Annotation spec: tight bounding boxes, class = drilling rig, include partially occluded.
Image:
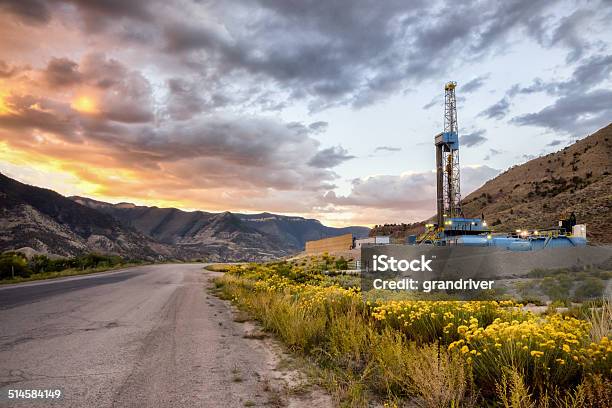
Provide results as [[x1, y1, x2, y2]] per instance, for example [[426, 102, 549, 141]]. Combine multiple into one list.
[[416, 81, 586, 249], [436, 81, 463, 226], [420, 81, 490, 245]]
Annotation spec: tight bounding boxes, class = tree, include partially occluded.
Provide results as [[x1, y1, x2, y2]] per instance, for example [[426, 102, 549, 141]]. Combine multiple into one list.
[[0, 252, 31, 279]]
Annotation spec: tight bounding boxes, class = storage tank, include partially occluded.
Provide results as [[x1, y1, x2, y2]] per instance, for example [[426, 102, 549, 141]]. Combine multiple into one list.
[[455, 236, 489, 246]]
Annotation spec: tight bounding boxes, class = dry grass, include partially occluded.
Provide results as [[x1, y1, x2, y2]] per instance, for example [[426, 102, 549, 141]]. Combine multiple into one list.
[[589, 297, 612, 342], [213, 263, 611, 407], [204, 263, 233, 272], [215, 275, 479, 407], [495, 370, 612, 408], [496, 369, 536, 408]]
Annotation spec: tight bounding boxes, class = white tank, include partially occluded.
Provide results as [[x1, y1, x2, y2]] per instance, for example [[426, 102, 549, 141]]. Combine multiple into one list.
[[572, 224, 587, 238]]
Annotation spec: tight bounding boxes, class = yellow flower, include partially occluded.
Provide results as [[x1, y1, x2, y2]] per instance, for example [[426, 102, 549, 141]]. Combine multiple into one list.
[[530, 350, 544, 358]]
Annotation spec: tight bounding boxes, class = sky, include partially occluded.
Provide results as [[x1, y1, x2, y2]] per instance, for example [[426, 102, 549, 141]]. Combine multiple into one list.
[[0, 0, 611, 227]]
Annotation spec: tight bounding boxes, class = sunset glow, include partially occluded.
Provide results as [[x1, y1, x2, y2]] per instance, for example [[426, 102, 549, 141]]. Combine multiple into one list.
[[0, 1, 610, 227], [71, 95, 97, 114], [0, 90, 11, 114]]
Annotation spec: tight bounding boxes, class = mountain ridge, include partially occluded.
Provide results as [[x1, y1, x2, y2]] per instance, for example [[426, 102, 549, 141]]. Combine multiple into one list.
[[0, 174, 369, 261], [0, 173, 171, 260], [70, 196, 369, 254]]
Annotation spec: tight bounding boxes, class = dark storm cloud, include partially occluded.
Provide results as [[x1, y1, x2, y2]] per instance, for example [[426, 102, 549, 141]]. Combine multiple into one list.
[[162, 22, 228, 53], [0, 0, 154, 28], [547, 139, 563, 147], [34, 53, 155, 123], [461, 74, 490, 93], [478, 97, 510, 120], [506, 79, 552, 97], [155, 0, 606, 110], [512, 89, 612, 134], [69, 0, 153, 20], [505, 54, 612, 135], [38, 53, 129, 89], [308, 146, 355, 168], [0, 56, 351, 193], [549, 9, 594, 63], [0, 60, 26, 77], [2, 0, 607, 112], [44, 57, 81, 87], [507, 54, 612, 98], [78, 53, 128, 88], [0, 0, 51, 24], [0, 96, 347, 192], [0, 93, 81, 138], [559, 54, 612, 94], [165, 78, 207, 120], [460, 129, 488, 147], [68, 0, 155, 33]]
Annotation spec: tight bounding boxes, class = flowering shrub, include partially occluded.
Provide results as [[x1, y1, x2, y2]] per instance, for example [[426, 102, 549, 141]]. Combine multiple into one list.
[[448, 314, 611, 393], [370, 299, 523, 344], [214, 260, 611, 405]]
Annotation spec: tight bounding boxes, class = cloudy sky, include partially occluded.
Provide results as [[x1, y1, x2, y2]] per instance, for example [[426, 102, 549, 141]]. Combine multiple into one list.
[[0, 0, 610, 226]]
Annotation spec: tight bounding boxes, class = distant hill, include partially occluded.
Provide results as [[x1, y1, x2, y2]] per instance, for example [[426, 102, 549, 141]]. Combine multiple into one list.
[[462, 123, 612, 242], [371, 123, 612, 243], [71, 196, 369, 257], [0, 173, 169, 260], [0, 173, 368, 261]]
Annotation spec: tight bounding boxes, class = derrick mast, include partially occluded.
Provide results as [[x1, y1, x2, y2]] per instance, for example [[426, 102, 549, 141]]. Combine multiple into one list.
[[435, 81, 463, 227]]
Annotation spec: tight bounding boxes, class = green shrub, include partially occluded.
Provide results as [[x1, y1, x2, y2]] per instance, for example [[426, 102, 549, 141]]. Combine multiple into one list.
[[0, 252, 30, 279], [573, 278, 605, 301], [541, 274, 572, 302], [335, 256, 348, 271]]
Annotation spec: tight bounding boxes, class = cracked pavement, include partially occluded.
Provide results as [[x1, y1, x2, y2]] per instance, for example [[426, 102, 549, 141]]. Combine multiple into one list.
[[0, 264, 315, 407]]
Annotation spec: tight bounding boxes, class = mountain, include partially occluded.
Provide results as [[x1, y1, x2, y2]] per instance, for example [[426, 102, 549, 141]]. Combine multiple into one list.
[[462, 123, 612, 242], [237, 213, 369, 249], [0, 173, 171, 259], [370, 123, 612, 243], [0, 174, 369, 261], [70, 197, 369, 257]]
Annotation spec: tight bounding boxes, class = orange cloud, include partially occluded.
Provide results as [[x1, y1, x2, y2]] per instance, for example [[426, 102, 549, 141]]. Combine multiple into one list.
[[0, 52, 358, 226]]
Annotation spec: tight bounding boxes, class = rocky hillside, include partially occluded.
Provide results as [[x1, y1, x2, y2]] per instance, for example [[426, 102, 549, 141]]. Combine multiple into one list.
[[462, 123, 611, 242], [371, 123, 612, 242], [0, 173, 170, 260], [0, 174, 369, 261], [71, 197, 369, 256]]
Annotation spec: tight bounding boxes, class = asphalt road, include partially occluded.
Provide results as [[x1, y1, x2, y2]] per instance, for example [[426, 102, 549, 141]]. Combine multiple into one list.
[[0, 264, 282, 407]]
